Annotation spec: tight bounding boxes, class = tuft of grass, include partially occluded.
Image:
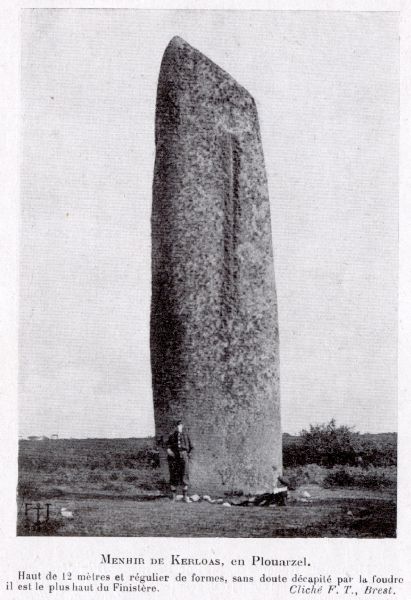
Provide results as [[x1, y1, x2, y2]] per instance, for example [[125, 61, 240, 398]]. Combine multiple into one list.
[[17, 516, 65, 536], [87, 471, 105, 483], [283, 464, 328, 489]]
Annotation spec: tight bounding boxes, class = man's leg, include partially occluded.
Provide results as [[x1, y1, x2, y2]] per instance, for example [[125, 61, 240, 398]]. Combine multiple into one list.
[[182, 485, 191, 502], [168, 457, 178, 500], [181, 452, 191, 503]]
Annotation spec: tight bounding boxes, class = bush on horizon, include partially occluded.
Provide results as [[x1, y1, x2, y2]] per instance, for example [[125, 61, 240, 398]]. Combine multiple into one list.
[[283, 419, 396, 468]]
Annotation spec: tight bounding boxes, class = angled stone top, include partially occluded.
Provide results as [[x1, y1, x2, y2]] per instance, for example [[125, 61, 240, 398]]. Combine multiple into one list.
[[155, 36, 259, 142]]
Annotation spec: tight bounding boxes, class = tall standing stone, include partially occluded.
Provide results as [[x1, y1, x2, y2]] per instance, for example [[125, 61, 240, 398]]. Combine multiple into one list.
[[151, 37, 281, 495]]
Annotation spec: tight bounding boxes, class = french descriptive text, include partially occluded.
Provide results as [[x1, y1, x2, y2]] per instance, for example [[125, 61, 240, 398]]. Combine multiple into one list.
[[3, 555, 405, 596]]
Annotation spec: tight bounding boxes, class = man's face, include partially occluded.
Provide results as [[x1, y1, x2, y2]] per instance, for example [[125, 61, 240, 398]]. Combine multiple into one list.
[[177, 423, 183, 433]]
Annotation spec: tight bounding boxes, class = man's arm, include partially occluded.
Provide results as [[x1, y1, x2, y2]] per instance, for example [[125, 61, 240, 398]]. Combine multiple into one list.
[[166, 433, 175, 457], [187, 434, 193, 454]]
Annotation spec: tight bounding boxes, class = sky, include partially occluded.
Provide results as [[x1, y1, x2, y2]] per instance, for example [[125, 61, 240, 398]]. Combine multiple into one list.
[[19, 10, 398, 438]]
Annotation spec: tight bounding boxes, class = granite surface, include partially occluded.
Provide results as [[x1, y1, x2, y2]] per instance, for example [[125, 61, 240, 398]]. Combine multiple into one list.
[[151, 37, 281, 494]]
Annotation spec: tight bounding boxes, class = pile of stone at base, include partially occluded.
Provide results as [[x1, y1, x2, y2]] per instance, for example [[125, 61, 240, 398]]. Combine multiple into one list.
[[173, 487, 288, 507]]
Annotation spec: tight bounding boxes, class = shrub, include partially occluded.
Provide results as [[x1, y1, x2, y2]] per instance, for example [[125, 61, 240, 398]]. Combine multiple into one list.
[[323, 467, 354, 487], [300, 419, 361, 467], [283, 420, 397, 468], [283, 464, 328, 489], [359, 438, 397, 467], [324, 466, 396, 489]]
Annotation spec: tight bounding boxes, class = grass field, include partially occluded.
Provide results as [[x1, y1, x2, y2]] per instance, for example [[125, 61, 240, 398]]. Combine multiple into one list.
[[17, 438, 396, 538]]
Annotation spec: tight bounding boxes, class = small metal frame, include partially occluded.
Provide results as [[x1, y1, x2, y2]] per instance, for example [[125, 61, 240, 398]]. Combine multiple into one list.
[[24, 502, 51, 524]]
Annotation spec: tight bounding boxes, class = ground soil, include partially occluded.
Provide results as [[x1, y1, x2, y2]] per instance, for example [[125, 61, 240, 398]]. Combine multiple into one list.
[[17, 485, 396, 538]]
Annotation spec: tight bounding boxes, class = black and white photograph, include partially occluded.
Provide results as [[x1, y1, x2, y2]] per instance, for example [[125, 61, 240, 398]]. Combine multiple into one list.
[[17, 9, 398, 539]]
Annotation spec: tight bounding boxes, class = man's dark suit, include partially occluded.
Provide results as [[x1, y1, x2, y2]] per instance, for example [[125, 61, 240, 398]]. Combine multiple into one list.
[[167, 430, 193, 489]]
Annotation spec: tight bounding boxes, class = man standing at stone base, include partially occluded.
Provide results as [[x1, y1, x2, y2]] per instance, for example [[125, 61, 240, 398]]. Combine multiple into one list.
[[166, 420, 193, 502]]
